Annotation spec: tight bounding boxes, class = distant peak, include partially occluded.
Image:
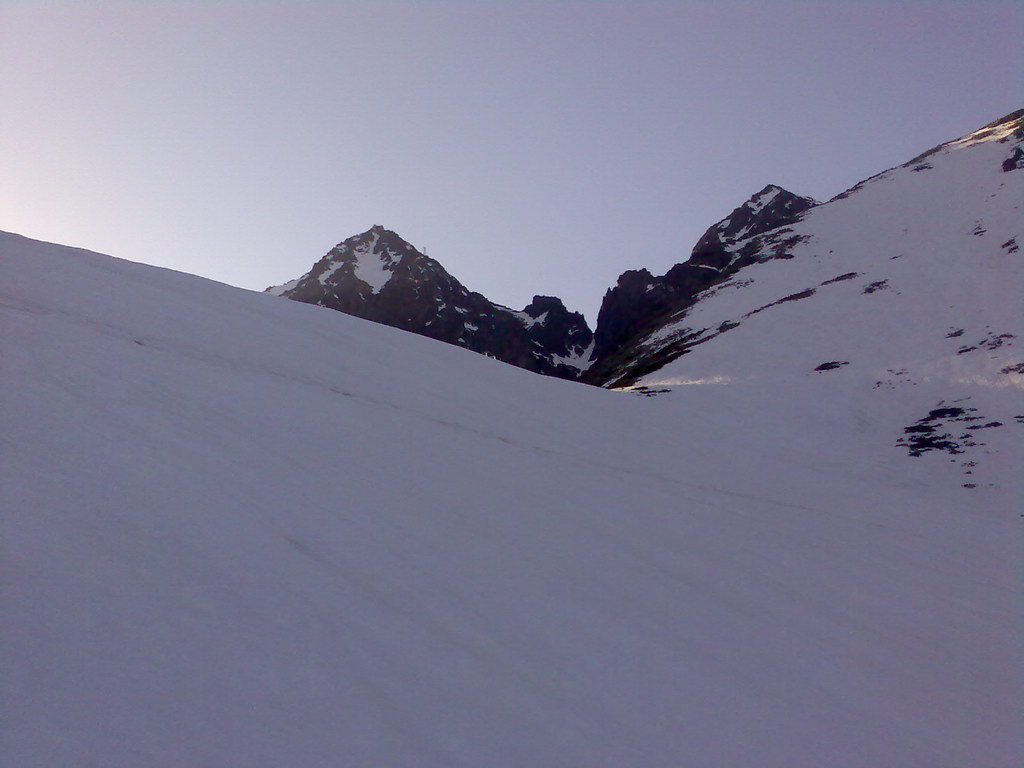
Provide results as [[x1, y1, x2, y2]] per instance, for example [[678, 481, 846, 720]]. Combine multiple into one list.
[[524, 295, 568, 317], [690, 184, 817, 257], [354, 224, 388, 241], [613, 268, 654, 289], [745, 184, 817, 211], [335, 225, 408, 253]]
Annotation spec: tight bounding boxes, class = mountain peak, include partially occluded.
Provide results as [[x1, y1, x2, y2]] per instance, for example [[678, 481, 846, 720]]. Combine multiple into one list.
[[752, 183, 786, 199], [267, 228, 591, 379], [524, 295, 568, 317], [588, 185, 818, 375], [692, 184, 817, 256], [336, 224, 399, 251], [746, 184, 813, 214]]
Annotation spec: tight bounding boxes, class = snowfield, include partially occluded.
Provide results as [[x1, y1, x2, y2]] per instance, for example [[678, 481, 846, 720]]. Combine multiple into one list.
[[633, 110, 1024, 400], [2, 119, 1021, 768], [2, 230, 1019, 767]]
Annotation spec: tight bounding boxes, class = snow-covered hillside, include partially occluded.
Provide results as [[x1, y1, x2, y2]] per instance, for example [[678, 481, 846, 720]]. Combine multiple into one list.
[[594, 110, 1024, 492], [2, 227, 1019, 767], [610, 110, 1024, 395]]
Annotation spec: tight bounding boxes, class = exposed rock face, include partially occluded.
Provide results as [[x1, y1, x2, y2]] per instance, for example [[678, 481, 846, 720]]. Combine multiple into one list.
[[585, 185, 817, 384], [269, 186, 816, 384], [267, 226, 593, 379], [519, 295, 595, 374], [1002, 144, 1023, 172]]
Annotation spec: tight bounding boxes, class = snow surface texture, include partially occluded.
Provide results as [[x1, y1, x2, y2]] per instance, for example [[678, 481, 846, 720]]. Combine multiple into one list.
[[2, 228, 1020, 767]]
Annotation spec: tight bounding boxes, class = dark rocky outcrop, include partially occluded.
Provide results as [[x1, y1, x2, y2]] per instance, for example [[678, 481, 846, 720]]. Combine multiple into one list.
[[267, 226, 593, 380], [584, 185, 817, 385], [1002, 145, 1023, 172], [690, 184, 818, 262], [519, 295, 595, 373]]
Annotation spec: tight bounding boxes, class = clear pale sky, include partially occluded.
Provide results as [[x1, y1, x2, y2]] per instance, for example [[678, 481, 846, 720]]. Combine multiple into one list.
[[2, 1, 1019, 323]]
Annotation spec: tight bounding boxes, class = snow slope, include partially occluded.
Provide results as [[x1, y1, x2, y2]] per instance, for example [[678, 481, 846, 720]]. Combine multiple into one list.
[[2, 229, 1020, 767], [618, 110, 1024, 486], [623, 112, 1022, 384]]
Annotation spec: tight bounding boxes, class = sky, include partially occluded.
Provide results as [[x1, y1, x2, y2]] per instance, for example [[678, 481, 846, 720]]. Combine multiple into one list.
[[1, 1, 1020, 324]]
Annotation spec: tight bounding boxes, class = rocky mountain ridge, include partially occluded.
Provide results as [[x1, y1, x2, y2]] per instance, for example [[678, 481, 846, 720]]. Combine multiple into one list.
[[269, 108, 1022, 391], [598, 107, 1024, 389], [583, 184, 818, 384], [268, 185, 814, 383], [268, 226, 593, 380]]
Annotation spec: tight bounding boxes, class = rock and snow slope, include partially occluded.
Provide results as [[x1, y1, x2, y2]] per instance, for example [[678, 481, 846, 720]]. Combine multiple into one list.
[[598, 109, 1024, 392], [269, 226, 594, 379], [2, 223, 1020, 766], [266, 111, 1021, 395], [586, 184, 819, 379]]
